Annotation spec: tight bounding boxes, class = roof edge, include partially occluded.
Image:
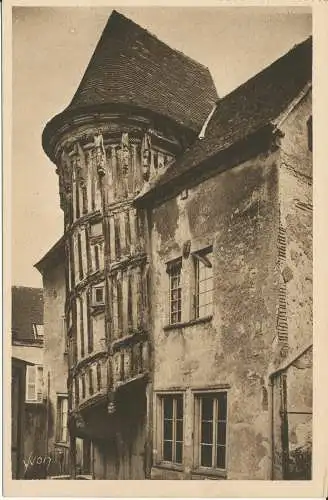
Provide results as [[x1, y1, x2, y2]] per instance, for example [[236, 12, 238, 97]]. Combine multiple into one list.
[[135, 123, 276, 208], [34, 236, 65, 274]]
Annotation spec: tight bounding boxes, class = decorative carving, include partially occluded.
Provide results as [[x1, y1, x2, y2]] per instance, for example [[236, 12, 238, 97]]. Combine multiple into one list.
[[141, 133, 151, 181], [61, 149, 72, 194], [94, 132, 106, 176], [120, 132, 130, 174], [76, 142, 87, 187], [182, 240, 191, 259]]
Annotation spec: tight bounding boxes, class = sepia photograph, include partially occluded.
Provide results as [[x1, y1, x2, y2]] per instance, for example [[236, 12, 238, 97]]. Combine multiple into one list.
[[9, 4, 315, 487]]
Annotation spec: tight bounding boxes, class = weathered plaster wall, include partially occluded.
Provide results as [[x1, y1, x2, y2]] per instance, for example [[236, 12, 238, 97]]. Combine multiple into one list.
[[150, 150, 280, 479], [42, 260, 69, 475], [278, 90, 312, 478], [279, 90, 312, 356]]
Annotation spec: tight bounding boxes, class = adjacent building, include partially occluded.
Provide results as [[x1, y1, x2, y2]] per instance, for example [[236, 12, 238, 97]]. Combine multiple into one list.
[[40, 10, 312, 480], [11, 286, 46, 478]]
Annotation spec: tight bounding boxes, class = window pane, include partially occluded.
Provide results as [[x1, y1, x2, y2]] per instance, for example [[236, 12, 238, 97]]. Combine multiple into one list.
[[218, 393, 227, 420], [216, 445, 226, 469], [163, 441, 172, 461], [175, 441, 183, 464], [176, 396, 183, 419], [164, 419, 173, 441], [27, 366, 36, 383], [201, 444, 213, 467], [201, 421, 213, 444], [176, 419, 183, 442], [217, 421, 226, 446], [27, 384, 35, 400], [201, 396, 213, 421], [163, 397, 173, 418]]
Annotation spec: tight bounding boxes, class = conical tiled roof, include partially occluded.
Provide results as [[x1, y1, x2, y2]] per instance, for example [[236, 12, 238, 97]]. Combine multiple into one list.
[[43, 10, 218, 153]]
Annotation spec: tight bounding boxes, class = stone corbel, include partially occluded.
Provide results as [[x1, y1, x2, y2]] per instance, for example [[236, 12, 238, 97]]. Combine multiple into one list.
[[94, 132, 106, 177], [120, 132, 130, 175], [61, 150, 72, 194], [68, 410, 86, 435], [141, 132, 151, 181], [76, 142, 87, 187]]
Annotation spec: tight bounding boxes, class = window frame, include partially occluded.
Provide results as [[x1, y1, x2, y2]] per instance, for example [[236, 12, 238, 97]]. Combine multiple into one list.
[[92, 284, 105, 306], [193, 390, 228, 475], [156, 392, 184, 468], [166, 258, 182, 325], [56, 394, 69, 445], [193, 247, 214, 320], [25, 364, 44, 403]]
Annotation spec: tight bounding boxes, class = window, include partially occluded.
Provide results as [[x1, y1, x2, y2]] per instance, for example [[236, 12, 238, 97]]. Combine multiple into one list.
[[25, 365, 44, 403], [32, 324, 44, 339], [56, 395, 68, 443], [77, 233, 84, 281], [195, 392, 227, 471], [193, 248, 213, 319], [160, 394, 184, 464], [90, 221, 102, 238], [92, 285, 104, 306], [167, 259, 182, 324]]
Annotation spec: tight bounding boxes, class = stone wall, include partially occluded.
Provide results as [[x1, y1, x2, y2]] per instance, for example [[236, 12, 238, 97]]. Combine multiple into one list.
[[149, 149, 280, 479]]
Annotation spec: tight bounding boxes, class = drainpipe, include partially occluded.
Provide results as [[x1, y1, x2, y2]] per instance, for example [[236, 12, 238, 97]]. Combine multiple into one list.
[[267, 343, 312, 480]]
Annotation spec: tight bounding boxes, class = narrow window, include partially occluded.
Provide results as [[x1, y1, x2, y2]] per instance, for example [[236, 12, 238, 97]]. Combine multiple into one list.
[[161, 394, 184, 464], [82, 374, 86, 399], [194, 248, 213, 319], [56, 395, 68, 443], [76, 180, 80, 219], [88, 368, 94, 396], [167, 259, 182, 325], [127, 274, 133, 329], [94, 245, 100, 270], [77, 233, 84, 281], [114, 216, 121, 259], [196, 392, 227, 470], [96, 363, 101, 392]]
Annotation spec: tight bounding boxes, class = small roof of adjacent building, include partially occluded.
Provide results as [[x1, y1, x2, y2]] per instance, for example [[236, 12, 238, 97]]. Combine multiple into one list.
[[137, 36, 312, 204], [34, 236, 65, 275], [43, 9, 218, 153], [12, 287, 44, 343]]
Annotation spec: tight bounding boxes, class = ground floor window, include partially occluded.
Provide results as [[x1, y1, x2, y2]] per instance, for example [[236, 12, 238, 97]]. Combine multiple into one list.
[[159, 394, 184, 465], [194, 392, 227, 471]]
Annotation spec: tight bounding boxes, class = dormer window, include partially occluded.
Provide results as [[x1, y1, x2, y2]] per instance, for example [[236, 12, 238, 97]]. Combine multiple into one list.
[[32, 323, 44, 339]]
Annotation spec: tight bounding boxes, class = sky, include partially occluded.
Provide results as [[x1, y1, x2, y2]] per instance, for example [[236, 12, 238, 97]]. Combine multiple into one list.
[[12, 6, 312, 287]]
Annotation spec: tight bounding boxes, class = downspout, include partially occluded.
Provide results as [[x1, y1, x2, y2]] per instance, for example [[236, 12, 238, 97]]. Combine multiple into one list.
[[267, 376, 274, 479]]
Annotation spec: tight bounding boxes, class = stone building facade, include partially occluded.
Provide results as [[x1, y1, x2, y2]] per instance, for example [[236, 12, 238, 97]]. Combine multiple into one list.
[[41, 10, 312, 480]]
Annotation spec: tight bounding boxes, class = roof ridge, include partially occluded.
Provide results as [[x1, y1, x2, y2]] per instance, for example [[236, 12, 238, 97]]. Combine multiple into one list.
[[220, 36, 312, 102]]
